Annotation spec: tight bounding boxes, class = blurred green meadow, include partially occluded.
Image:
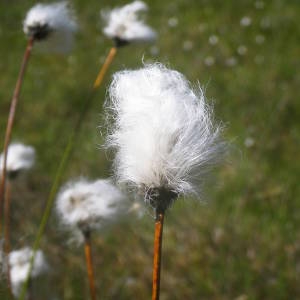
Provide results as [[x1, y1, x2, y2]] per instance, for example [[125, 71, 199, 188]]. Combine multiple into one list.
[[1, 0, 300, 299]]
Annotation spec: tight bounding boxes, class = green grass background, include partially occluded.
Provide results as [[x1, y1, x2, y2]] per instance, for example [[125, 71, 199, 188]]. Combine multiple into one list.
[[1, 0, 300, 299]]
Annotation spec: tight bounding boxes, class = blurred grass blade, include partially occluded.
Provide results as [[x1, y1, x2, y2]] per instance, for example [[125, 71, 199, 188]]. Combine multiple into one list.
[[18, 46, 118, 300]]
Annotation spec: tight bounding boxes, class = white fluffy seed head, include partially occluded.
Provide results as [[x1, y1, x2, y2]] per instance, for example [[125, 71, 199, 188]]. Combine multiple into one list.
[[0, 143, 35, 180], [23, 1, 77, 53], [9, 247, 48, 297], [105, 63, 226, 207], [101, 1, 157, 46], [56, 178, 126, 235]]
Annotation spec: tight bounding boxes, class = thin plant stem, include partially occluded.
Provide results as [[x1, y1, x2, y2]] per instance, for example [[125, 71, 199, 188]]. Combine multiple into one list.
[[18, 47, 118, 300], [84, 231, 97, 300], [93, 47, 117, 89], [4, 180, 13, 297], [28, 279, 33, 300], [0, 37, 34, 236], [152, 210, 165, 300]]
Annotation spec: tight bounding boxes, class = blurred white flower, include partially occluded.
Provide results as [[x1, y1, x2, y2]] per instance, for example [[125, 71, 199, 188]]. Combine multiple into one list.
[[240, 16, 252, 27], [101, 1, 157, 47], [244, 137, 255, 148], [105, 64, 225, 210], [168, 17, 178, 28], [209, 35, 219, 45], [56, 178, 126, 235], [204, 56, 215, 67], [9, 247, 48, 297], [23, 1, 77, 53], [225, 56, 237, 67], [0, 143, 35, 180], [237, 45, 247, 56]]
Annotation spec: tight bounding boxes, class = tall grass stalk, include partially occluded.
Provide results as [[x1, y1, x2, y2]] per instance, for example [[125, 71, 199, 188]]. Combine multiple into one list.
[[0, 37, 34, 236], [18, 46, 118, 300]]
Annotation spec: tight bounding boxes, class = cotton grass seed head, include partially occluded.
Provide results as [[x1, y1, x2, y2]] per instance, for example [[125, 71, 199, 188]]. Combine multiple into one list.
[[23, 1, 77, 53], [105, 63, 225, 211], [56, 178, 126, 235], [101, 1, 157, 47], [9, 247, 48, 297], [0, 143, 35, 180]]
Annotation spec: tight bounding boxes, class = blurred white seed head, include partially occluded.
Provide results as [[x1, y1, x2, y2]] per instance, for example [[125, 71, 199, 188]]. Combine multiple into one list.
[[56, 178, 126, 236], [9, 247, 48, 297], [23, 1, 77, 53], [209, 35, 219, 45], [237, 45, 247, 56], [104, 63, 226, 210], [204, 56, 215, 67], [101, 1, 157, 47], [240, 16, 252, 27], [168, 17, 178, 28], [0, 143, 35, 180]]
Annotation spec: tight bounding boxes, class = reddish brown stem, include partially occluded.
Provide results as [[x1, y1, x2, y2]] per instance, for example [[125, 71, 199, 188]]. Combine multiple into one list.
[[152, 210, 165, 300], [84, 231, 97, 300], [0, 37, 34, 236]]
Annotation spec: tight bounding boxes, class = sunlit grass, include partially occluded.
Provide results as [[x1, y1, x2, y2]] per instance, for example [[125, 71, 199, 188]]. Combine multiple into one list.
[[0, 0, 299, 299]]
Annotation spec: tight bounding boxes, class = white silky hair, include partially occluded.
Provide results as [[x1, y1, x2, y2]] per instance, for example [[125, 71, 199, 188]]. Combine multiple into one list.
[[9, 247, 48, 297], [0, 143, 35, 175], [23, 1, 77, 53], [56, 178, 126, 234], [105, 63, 226, 201], [101, 1, 156, 43]]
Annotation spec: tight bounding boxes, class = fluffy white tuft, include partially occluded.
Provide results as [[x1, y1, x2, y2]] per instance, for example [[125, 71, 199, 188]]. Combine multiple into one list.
[[23, 1, 77, 53], [101, 1, 156, 45], [105, 63, 225, 203], [9, 247, 48, 297], [56, 178, 126, 234], [0, 143, 35, 179]]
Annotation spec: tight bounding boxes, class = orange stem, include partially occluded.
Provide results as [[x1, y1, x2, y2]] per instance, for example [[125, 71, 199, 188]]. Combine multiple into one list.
[[0, 37, 34, 236], [84, 231, 97, 300], [93, 47, 117, 89], [152, 210, 165, 300]]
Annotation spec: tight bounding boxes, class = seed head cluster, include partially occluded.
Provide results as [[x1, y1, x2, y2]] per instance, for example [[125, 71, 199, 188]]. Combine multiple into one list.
[[56, 178, 126, 236], [101, 1, 156, 47], [9, 247, 48, 297], [105, 64, 225, 207], [0, 143, 35, 180], [23, 1, 77, 53]]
